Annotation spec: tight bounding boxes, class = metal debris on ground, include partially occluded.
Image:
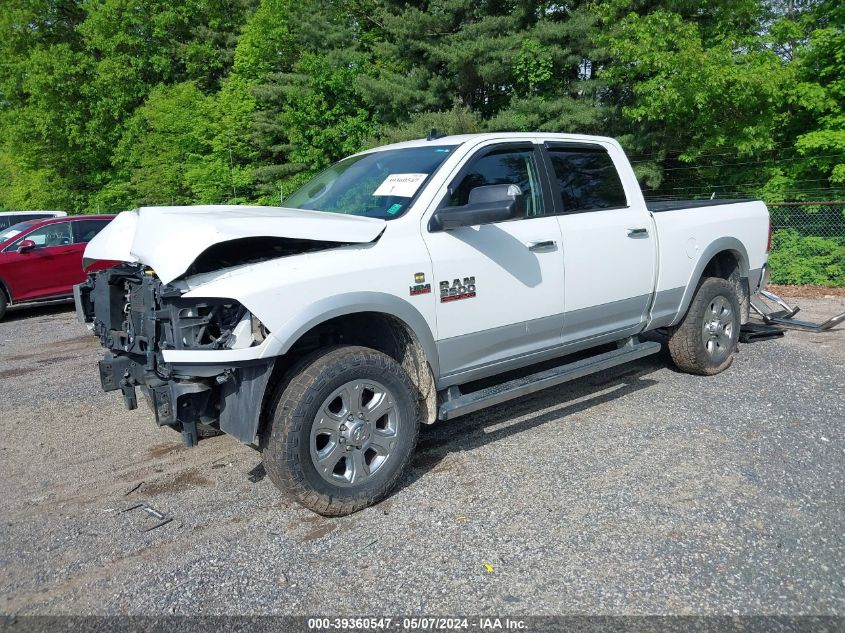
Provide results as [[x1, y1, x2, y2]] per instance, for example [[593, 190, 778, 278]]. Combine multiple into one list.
[[119, 502, 173, 532], [752, 288, 845, 332], [739, 323, 785, 343], [122, 482, 143, 496]]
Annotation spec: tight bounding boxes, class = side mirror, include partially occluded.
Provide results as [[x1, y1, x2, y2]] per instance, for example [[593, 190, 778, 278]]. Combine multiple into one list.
[[17, 239, 36, 254], [431, 184, 523, 231]]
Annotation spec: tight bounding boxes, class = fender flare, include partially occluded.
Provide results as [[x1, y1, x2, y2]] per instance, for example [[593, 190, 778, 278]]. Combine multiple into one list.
[[670, 236, 750, 327], [261, 291, 441, 377]]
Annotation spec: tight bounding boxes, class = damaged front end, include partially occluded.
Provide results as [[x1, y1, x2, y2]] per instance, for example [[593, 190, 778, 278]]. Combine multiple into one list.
[[75, 263, 274, 447]]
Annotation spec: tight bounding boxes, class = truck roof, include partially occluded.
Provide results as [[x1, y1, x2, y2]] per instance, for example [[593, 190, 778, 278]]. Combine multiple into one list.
[[361, 132, 620, 153]]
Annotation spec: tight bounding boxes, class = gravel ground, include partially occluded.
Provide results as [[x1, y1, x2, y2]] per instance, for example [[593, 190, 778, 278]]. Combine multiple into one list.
[[0, 295, 843, 616]]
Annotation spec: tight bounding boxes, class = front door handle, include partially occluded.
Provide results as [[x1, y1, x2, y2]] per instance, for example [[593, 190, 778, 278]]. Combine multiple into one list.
[[528, 240, 558, 253], [627, 227, 649, 238]]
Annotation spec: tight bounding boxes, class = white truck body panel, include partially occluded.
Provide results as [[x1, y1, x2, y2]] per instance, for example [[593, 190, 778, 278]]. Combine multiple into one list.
[[172, 219, 440, 367], [83, 205, 386, 284], [558, 207, 656, 338], [650, 201, 769, 326]]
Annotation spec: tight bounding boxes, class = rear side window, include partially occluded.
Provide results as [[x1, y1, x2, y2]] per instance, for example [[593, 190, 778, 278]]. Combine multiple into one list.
[[72, 219, 111, 243], [547, 147, 627, 213]]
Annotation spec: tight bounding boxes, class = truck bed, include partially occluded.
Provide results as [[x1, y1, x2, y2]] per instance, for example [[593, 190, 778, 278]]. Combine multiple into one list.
[[646, 198, 752, 213]]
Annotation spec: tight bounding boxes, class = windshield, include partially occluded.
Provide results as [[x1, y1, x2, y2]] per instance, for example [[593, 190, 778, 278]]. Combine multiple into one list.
[[0, 220, 38, 242], [283, 146, 456, 219]]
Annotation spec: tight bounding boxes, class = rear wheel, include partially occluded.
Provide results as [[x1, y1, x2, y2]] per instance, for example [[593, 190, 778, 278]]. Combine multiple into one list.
[[0, 291, 7, 321], [261, 345, 420, 516], [668, 277, 740, 376]]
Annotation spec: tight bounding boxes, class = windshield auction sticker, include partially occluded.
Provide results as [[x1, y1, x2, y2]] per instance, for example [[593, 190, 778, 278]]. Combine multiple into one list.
[[373, 173, 428, 197]]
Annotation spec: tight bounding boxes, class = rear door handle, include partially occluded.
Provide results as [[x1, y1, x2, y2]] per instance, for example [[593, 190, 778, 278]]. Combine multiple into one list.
[[627, 228, 649, 237], [528, 240, 558, 252]]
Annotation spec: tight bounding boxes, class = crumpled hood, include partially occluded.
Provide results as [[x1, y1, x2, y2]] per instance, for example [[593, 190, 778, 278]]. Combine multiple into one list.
[[83, 205, 386, 284]]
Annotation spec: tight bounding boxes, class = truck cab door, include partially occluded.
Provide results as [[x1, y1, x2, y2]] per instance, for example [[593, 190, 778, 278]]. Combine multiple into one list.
[[422, 142, 565, 383], [542, 142, 657, 344]]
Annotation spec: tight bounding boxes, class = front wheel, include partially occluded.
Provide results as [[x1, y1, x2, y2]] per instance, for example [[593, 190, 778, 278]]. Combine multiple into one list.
[[261, 346, 420, 516], [667, 277, 741, 376]]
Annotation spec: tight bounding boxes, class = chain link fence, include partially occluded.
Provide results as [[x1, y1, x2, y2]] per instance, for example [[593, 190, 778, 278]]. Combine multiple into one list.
[[766, 201, 845, 287]]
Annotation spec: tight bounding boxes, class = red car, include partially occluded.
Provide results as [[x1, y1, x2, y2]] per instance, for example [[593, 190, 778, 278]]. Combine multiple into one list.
[[0, 215, 116, 320]]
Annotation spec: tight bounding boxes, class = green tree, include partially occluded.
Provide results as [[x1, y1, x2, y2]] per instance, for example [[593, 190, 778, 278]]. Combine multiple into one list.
[[0, 0, 90, 210], [598, 0, 845, 202], [1, 0, 843, 231], [787, 1, 845, 192], [106, 82, 212, 206]]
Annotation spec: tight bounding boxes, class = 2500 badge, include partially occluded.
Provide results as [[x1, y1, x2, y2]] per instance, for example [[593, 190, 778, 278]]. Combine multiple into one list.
[[439, 276, 476, 303]]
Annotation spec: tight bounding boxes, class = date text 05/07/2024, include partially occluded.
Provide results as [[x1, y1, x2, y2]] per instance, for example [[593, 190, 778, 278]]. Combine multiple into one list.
[[307, 617, 527, 630]]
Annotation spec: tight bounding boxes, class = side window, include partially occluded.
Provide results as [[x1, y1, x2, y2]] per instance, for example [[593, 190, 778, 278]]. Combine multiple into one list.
[[448, 148, 545, 218], [0, 215, 24, 231], [72, 219, 110, 243], [0, 214, 52, 231], [10, 222, 72, 250], [547, 148, 627, 213]]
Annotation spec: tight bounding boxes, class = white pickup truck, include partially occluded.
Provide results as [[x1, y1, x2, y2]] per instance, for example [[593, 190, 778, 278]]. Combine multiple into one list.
[[76, 132, 771, 515]]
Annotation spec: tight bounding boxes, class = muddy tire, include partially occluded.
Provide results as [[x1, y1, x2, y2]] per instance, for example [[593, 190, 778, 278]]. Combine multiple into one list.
[[261, 345, 420, 516], [668, 277, 741, 376]]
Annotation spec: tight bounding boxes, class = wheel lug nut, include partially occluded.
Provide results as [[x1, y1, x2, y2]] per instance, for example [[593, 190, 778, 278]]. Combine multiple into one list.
[[347, 414, 354, 421], [340, 424, 346, 431]]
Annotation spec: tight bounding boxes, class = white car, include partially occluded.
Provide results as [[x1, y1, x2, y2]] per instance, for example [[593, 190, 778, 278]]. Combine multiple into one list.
[[0, 210, 66, 233], [76, 133, 770, 515]]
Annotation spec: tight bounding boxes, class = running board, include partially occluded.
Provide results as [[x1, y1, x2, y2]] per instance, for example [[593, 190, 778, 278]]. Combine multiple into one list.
[[437, 340, 662, 421]]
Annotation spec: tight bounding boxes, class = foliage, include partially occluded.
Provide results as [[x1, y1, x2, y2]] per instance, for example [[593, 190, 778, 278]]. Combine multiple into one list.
[[598, 0, 845, 202], [0, 0, 843, 283], [368, 106, 482, 147], [788, 1, 845, 189], [768, 230, 845, 286]]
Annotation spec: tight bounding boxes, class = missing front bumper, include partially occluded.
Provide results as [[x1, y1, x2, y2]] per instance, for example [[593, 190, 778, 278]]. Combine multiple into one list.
[[97, 352, 274, 447]]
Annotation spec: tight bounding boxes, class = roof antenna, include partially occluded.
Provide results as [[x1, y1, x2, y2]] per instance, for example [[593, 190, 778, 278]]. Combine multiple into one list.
[[427, 128, 442, 141]]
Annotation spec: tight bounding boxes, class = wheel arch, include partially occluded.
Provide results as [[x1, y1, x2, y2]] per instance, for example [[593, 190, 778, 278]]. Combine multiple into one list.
[[257, 293, 440, 436], [267, 293, 438, 373], [670, 237, 750, 327]]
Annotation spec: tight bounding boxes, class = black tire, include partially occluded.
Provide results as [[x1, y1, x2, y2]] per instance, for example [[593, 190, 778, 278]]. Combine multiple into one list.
[[0, 291, 6, 321], [261, 345, 420, 516], [668, 277, 741, 376]]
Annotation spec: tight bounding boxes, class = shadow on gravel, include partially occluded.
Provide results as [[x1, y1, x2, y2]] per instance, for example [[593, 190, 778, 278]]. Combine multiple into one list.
[[396, 355, 664, 494], [1, 300, 74, 323]]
